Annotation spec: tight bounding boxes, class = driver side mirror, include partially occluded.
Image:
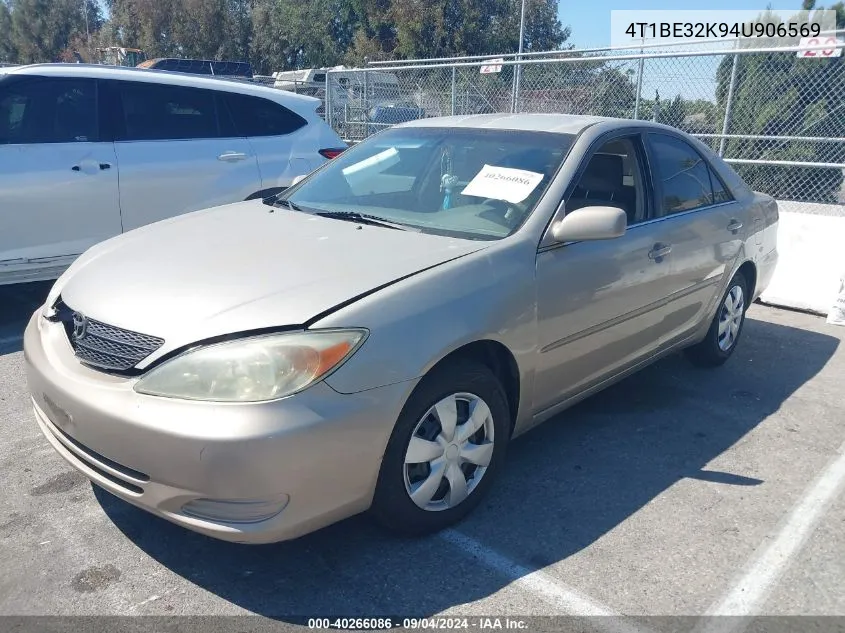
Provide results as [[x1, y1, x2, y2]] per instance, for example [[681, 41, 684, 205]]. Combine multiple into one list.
[[551, 206, 627, 243]]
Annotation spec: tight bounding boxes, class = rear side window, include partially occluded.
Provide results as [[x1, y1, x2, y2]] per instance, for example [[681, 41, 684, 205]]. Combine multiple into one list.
[[0, 77, 97, 144], [647, 133, 725, 216], [224, 93, 307, 137], [115, 81, 221, 141], [709, 165, 734, 204]]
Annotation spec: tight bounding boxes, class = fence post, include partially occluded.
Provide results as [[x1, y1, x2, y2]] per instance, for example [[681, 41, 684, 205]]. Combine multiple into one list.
[[719, 51, 740, 157], [451, 66, 457, 116], [511, 0, 527, 113], [633, 40, 644, 119], [363, 58, 370, 138], [325, 72, 333, 131]]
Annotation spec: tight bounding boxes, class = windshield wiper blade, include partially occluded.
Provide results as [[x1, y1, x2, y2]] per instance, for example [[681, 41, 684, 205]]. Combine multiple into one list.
[[314, 211, 414, 231]]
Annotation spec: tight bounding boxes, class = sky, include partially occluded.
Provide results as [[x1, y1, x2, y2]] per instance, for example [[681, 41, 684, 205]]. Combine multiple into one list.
[[559, 0, 789, 48]]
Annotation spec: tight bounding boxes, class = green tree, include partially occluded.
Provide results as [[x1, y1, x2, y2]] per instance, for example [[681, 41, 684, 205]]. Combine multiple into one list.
[[250, 0, 344, 74], [103, 0, 250, 60], [9, 0, 102, 63], [0, 1, 14, 62]]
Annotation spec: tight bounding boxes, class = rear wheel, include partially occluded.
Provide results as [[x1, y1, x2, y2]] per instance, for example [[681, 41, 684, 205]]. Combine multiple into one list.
[[685, 272, 748, 367], [371, 360, 510, 536]]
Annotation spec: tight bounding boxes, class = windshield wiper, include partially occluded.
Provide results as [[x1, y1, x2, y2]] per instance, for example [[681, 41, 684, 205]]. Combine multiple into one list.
[[314, 211, 415, 231], [269, 198, 304, 212]]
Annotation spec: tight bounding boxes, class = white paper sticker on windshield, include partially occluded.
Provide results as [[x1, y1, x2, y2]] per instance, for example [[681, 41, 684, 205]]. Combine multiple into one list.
[[461, 164, 544, 204]]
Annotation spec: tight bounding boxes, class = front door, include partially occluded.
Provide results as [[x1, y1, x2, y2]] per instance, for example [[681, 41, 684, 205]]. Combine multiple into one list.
[[533, 133, 689, 414], [0, 76, 121, 282]]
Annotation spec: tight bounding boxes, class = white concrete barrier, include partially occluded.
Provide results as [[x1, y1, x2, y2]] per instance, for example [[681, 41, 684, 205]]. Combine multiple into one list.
[[759, 202, 845, 316]]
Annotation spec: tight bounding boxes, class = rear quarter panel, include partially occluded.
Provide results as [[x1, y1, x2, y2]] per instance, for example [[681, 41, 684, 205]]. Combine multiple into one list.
[[748, 192, 779, 300]]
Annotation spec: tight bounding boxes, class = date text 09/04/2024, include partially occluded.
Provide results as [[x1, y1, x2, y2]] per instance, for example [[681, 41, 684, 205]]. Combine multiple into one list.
[[307, 618, 529, 630], [625, 21, 822, 39]]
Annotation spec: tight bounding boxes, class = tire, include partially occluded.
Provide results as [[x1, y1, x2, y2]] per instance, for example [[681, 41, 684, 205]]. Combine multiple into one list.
[[684, 272, 749, 367], [371, 359, 511, 536]]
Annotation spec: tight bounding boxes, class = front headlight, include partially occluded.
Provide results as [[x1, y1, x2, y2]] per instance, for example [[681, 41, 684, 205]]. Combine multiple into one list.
[[134, 329, 367, 402]]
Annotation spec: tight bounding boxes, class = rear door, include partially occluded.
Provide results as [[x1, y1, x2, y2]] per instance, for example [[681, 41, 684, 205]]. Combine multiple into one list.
[[107, 80, 261, 232], [0, 75, 121, 282], [643, 132, 744, 340], [225, 91, 343, 194]]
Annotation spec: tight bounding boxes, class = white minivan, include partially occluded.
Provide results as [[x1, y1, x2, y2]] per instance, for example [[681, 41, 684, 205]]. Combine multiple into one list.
[[0, 64, 347, 285]]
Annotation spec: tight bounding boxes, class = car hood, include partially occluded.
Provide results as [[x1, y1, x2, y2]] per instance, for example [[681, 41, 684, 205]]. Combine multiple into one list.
[[54, 200, 488, 359]]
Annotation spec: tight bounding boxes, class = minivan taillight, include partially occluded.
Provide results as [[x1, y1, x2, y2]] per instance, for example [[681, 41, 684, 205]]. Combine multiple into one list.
[[319, 148, 345, 159]]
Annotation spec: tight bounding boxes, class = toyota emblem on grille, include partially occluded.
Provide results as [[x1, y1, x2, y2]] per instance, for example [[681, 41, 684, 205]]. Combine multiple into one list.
[[72, 312, 88, 341]]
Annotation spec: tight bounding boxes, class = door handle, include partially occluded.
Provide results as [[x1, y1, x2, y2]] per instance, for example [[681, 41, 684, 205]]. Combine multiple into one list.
[[648, 243, 672, 260], [72, 161, 111, 172], [218, 152, 247, 162], [727, 219, 743, 232]]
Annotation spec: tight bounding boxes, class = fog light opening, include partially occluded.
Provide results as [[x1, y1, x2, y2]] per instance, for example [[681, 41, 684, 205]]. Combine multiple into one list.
[[181, 496, 289, 524]]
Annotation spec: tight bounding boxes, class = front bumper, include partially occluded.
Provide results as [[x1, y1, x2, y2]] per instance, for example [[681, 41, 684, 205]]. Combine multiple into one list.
[[23, 311, 415, 544]]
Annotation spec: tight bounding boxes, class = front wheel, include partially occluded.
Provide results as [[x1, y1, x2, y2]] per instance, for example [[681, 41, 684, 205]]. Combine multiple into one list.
[[685, 272, 749, 367], [371, 360, 510, 536]]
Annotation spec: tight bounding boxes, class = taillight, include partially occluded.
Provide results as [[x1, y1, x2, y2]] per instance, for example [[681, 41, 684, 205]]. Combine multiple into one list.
[[319, 148, 345, 159]]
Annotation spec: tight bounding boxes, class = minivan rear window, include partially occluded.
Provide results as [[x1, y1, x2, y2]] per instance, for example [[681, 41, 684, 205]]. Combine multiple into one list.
[[224, 93, 307, 138]]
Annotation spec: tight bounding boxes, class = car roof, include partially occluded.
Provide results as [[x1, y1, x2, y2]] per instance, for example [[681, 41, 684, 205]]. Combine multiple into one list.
[[5, 63, 321, 107], [396, 113, 671, 135]]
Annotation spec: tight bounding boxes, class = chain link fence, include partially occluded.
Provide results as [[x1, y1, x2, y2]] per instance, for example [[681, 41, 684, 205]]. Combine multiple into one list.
[[320, 35, 845, 214]]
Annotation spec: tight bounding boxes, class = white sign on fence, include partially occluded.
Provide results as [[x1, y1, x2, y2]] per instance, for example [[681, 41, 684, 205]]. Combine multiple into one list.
[[480, 58, 504, 74], [796, 36, 842, 58]]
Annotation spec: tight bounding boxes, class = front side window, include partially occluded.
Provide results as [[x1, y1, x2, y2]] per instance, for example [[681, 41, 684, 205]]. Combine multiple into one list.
[[0, 77, 97, 144], [567, 136, 648, 226], [648, 133, 723, 216], [283, 127, 574, 240], [116, 81, 220, 141]]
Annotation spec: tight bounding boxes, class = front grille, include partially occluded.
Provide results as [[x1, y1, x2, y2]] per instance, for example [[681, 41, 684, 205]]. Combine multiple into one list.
[[59, 302, 165, 371]]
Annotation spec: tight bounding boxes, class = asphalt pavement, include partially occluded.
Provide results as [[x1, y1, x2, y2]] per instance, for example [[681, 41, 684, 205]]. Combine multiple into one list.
[[0, 282, 843, 632]]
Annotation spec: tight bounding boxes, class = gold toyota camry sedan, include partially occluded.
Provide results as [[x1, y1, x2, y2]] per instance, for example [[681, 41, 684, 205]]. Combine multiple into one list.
[[25, 114, 779, 543]]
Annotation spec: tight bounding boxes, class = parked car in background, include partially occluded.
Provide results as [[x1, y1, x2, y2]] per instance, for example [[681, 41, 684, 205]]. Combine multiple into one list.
[[367, 100, 426, 126], [25, 113, 778, 544], [0, 63, 346, 285], [273, 66, 413, 123]]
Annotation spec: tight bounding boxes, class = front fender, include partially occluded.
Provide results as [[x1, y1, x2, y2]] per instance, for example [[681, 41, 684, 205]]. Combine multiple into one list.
[[312, 240, 539, 414]]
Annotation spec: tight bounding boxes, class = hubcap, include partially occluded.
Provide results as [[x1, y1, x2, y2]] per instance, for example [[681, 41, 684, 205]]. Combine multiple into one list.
[[718, 284, 745, 352], [403, 392, 495, 512]]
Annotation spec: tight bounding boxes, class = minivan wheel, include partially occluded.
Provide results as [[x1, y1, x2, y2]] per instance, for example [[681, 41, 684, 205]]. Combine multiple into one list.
[[685, 272, 749, 367], [371, 360, 510, 536]]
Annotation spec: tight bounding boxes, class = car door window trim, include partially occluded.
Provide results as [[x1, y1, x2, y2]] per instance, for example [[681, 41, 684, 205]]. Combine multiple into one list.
[[537, 198, 740, 253]]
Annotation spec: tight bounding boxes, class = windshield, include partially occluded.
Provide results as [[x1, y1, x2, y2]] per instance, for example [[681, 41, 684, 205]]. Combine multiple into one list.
[[284, 127, 575, 240]]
